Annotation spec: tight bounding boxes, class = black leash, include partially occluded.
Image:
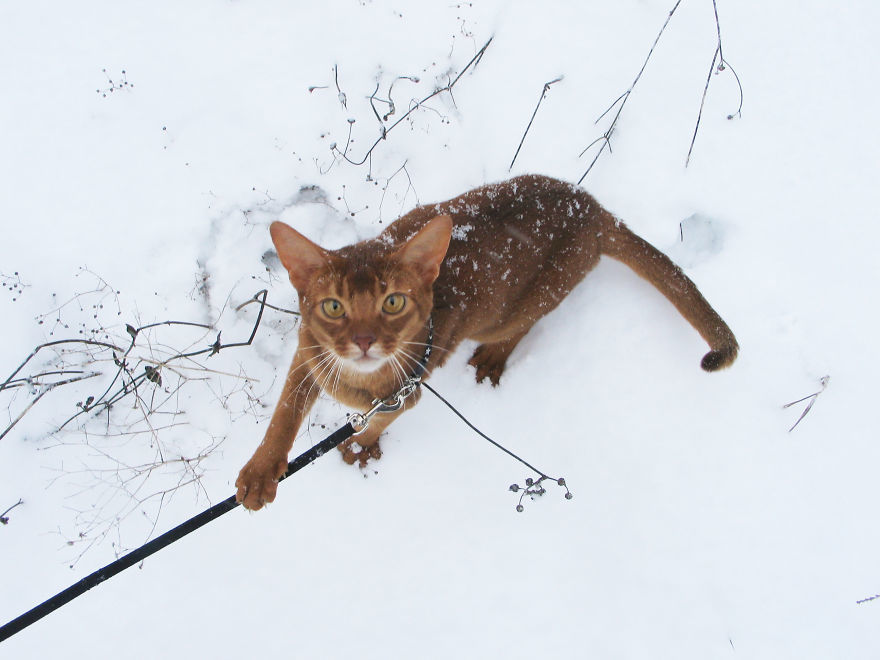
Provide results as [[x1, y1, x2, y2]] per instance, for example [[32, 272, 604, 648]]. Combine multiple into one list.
[[0, 318, 571, 642], [0, 422, 356, 644], [419, 381, 572, 510], [420, 381, 547, 476], [0, 318, 438, 644]]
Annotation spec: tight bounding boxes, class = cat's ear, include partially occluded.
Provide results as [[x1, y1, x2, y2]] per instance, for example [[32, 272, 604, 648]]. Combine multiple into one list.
[[395, 215, 453, 284], [270, 221, 330, 291]]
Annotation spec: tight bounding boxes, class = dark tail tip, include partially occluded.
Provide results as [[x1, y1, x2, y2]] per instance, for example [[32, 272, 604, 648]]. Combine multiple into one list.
[[701, 346, 738, 372]]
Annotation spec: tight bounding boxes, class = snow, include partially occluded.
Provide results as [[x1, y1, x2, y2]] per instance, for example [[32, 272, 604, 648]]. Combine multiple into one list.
[[3, 0, 880, 657]]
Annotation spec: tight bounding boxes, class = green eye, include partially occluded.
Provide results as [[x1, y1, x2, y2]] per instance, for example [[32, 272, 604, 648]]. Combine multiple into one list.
[[321, 299, 345, 319], [382, 293, 406, 314]]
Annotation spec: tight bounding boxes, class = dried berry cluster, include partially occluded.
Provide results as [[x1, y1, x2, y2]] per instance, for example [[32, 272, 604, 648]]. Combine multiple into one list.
[[2, 271, 27, 302], [509, 475, 573, 512], [96, 68, 134, 97]]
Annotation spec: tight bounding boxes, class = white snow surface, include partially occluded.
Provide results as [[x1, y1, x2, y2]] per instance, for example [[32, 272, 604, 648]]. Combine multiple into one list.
[[2, 1, 880, 658]]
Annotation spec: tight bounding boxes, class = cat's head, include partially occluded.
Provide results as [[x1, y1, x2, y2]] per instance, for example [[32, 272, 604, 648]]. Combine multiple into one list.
[[270, 216, 452, 376]]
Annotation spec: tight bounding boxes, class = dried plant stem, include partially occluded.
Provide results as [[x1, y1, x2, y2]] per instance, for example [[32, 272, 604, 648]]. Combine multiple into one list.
[[1, 290, 276, 441], [783, 375, 829, 432], [685, 0, 744, 165], [235, 290, 299, 316], [1, 339, 124, 393], [331, 37, 492, 169], [0, 372, 100, 441], [0, 499, 24, 525], [509, 76, 563, 171], [578, 0, 742, 182], [578, 0, 683, 183]]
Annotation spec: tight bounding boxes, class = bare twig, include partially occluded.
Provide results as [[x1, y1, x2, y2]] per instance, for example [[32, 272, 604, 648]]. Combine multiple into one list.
[[578, 0, 683, 184], [329, 37, 493, 171], [1, 339, 124, 393], [685, 0, 744, 166], [783, 375, 830, 432], [334, 64, 347, 109], [857, 594, 880, 605], [51, 435, 223, 567], [0, 498, 24, 525], [369, 75, 421, 125], [578, 0, 742, 180], [377, 160, 419, 222], [54, 290, 274, 433], [0, 372, 101, 441], [34, 268, 122, 339], [1, 289, 280, 442], [509, 76, 564, 171]]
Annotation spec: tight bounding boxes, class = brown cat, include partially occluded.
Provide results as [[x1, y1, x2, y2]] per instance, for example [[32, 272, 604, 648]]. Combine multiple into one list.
[[235, 174, 737, 510]]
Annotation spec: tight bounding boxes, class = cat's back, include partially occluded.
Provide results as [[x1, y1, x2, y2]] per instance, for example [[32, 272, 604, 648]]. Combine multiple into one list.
[[381, 174, 596, 248], [373, 176, 602, 322]]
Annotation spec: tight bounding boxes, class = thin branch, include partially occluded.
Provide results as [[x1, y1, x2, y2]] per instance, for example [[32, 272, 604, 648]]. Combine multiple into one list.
[[0, 372, 101, 441], [0, 498, 24, 525], [368, 81, 384, 125], [577, 0, 683, 183], [783, 375, 830, 432], [330, 37, 493, 169], [685, 0, 744, 166], [3, 289, 276, 439], [2, 370, 90, 390], [508, 76, 564, 171], [1, 339, 124, 393], [334, 64, 346, 109], [3, 277, 290, 559], [377, 160, 419, 223]]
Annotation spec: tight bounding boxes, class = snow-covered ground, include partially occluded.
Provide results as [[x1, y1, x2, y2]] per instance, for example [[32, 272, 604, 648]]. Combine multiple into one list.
[[3, 1, 880, 657]]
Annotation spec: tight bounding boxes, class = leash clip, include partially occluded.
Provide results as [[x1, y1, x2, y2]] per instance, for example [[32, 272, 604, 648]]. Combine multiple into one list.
[[348, 376, 421, 436]]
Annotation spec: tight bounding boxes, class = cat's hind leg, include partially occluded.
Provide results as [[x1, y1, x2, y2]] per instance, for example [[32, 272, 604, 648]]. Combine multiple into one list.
[[468, 331, 527, 386]]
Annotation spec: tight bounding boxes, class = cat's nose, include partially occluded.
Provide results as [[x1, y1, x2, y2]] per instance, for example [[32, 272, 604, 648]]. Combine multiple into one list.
[[352, 334, 376, 354]]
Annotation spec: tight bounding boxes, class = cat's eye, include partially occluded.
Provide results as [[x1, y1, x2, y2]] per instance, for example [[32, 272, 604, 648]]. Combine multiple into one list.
[[321, 299, 345, 319], [382, 293, 407, 315]]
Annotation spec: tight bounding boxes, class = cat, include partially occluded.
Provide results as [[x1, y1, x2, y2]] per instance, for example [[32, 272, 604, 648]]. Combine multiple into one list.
[[235, 174, 737, 510]]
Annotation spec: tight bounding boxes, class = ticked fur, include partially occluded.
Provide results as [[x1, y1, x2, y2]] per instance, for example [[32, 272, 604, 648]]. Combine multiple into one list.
[[236, 175, 737, 510]]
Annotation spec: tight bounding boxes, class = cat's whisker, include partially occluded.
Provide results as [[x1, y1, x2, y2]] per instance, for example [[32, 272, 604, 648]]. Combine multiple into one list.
[[318, 353, 343, 393], [394, 350, 419, 371], [316, 362, 336, 400], [279, 350, 334, 406], [396, 347, 426, 373], [389, 355, 407, 388], [305, 355, 339, 406], [284, 349, 332, 385], [394, 355, 420, 378], [385, 356, 400, 386], [304, 351, 335, 380], [300, 351, 338, 402], [331, 355, 344, 397]]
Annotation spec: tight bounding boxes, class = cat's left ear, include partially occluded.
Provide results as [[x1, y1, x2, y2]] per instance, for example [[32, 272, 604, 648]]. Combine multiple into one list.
[[395, 215, 453, 284]]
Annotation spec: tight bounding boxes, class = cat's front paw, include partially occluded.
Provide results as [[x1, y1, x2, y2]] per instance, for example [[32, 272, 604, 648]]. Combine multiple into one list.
[[235, 450, 288, 511]]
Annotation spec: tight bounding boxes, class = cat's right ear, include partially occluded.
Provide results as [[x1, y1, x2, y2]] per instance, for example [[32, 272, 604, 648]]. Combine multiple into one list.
[[395, 215, 453, 285], [269, 221, 330, 292]]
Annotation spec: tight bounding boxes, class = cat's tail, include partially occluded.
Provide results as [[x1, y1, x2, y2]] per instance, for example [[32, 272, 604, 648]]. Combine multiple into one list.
[[596, 210, 738, 371]]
